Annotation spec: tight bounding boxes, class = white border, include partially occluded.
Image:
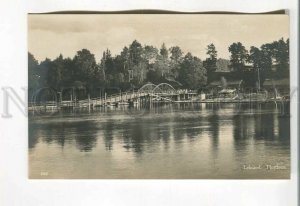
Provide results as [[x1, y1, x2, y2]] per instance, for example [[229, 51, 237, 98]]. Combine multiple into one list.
[[0, 0, 298, 206]]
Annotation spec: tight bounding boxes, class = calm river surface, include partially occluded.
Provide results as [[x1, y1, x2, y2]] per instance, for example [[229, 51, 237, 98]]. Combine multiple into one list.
[[29, 103, 290, 179]]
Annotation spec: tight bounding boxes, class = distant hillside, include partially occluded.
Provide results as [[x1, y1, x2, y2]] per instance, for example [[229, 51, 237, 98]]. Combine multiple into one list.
[[216, 58, 231, 72]]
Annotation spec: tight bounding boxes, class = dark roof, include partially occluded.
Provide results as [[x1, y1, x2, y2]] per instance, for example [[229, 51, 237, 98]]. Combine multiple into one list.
[[216, 58, 231, 72], [209, 80, 241, 87]]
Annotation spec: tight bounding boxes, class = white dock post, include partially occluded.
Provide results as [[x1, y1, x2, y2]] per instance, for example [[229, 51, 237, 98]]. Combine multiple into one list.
[[88, 93, 91, 112]]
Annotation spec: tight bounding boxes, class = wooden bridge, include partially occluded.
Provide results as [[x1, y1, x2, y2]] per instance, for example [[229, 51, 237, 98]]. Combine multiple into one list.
[[75, 83, 197, 108], [29, 83, 198, 112], [29, 82, 288, 114]]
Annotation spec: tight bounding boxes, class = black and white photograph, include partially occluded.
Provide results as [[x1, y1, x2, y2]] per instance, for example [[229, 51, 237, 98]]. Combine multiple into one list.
[[28, 13, 290, 179]]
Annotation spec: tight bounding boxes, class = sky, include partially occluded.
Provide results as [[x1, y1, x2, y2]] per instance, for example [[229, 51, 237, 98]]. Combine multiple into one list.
[[28, 14, 289, 63]]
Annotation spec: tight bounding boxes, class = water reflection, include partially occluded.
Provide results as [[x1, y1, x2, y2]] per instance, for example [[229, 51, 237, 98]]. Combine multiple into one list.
[[208, 110, 219, 150], [30, 120, 98, 152], [29, 102, 290, 178]]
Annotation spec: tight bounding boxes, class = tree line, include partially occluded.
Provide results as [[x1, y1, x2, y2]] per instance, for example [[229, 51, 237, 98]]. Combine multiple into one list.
[[29, 38, 289, 96], [229, 38, 289, 87]]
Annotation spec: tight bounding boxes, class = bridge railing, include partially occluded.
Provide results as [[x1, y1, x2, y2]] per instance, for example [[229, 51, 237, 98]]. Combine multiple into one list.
[[29, 88, 199, 107], [90, 91, 138, 102]]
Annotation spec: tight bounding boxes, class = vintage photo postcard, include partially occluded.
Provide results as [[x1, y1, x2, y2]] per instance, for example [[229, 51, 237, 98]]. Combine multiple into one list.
[[28, 13, 290, 179]]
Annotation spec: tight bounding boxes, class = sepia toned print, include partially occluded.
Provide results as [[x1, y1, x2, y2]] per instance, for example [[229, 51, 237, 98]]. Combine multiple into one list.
[[28, 14, 290, 179]]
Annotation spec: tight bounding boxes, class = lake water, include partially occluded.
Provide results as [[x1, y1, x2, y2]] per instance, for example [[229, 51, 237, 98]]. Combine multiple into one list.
[[29, 102, 290, 179]]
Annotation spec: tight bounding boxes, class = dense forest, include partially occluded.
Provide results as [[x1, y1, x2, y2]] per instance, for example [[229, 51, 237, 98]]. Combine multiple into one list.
[[28, 38, 289, 97]]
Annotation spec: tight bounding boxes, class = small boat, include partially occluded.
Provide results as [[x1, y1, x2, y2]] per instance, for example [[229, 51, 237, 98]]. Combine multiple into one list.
[[105, 102, 117, 108]]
